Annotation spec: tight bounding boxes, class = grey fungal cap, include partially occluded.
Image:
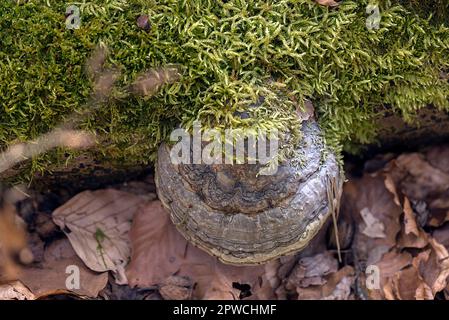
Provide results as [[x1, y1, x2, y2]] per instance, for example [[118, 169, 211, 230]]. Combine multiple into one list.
[[155, 120, 343, 265]]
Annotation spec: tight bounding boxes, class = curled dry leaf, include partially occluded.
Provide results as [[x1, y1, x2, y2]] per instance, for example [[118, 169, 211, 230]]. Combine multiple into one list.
[[397, 197, 428, 249], [17, 239, 108, 299], [383, 174, 401, 207], [52, 189, 146, 279], [126, 201, 276, 300], [403, 197, 419, 237]]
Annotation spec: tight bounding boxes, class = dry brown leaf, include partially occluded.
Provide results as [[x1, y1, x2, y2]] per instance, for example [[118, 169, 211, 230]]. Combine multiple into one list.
[[383, 174, 401, 207], [159, 276, 193, 300], [403, 197, 419, 237], [321, 266, 355, 300], [294, 265, 354, 300], [0, 281, 35, 300], [376, 251, 412, 279], [422, 238, 449, 294], [433, 224, 449, 249], [126, 201, 276, 300], [17, 239, 108, 299], [415, 281, 434, 300], [295, 286, 322, 300], [397, 228, 429, 250], [394, 153, 449, 200], [52, 189, 146, 279], [323, 276, 353, 300], [367, 251, 412, 299], [397, 197, 429, 249], [315, 0, 339, 7], [342, 175, 402, 264], [427, 200, 449, 227], [385, 266, 433, 300], [344, 146, 449, 300], [425, 146, 449, 175], [286, 251, 338, 291]]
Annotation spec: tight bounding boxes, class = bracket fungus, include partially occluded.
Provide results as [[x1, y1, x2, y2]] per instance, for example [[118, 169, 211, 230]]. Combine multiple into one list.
[[156, 119, 343, 265]]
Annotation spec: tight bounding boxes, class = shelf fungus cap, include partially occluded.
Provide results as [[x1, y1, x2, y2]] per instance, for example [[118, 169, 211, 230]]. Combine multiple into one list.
[[156, 120, 343, 265]]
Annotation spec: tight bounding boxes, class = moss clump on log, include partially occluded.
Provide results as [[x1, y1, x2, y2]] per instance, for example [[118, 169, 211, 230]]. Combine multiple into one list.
[[394, 0, 449, 25], [1, 0, 449, 181]]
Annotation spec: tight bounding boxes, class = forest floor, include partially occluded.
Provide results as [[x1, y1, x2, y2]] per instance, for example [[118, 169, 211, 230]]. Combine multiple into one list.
[[1, 144, 449, 300]]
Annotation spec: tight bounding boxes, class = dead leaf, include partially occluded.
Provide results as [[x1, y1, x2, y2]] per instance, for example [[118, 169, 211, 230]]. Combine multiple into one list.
[[52, 189, 146, 280], [383, 174, 401, 207], [321, 266, 355, 300], [433, 224, 449, 249], [126, 201, 276, 300], [386, 266, 433, 300], [420, 238, 449, 294], [394, 153, 449, 200], [403, 197, 419, 237], [426, 146, 449, 175], [293, 265, 354, 300], [415, 281, 434, 300], [0, 281, 35, 300], [17, 239, 108, 299], [427, 199, 449, 227], [159, 276, 193, 300], [286, 252, 338, 291], [397, 197, 429, 249], [342, 175, 402, 265], [367, 251, 412, 299]]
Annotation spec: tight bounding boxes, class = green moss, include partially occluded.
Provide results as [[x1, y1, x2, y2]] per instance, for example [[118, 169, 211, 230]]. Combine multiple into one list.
[[392, 0, 449, 25], [1, 0, 449, 180]]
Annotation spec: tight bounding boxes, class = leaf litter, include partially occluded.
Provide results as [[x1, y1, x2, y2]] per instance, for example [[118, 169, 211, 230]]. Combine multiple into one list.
[[2, 145, 449, 300]]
